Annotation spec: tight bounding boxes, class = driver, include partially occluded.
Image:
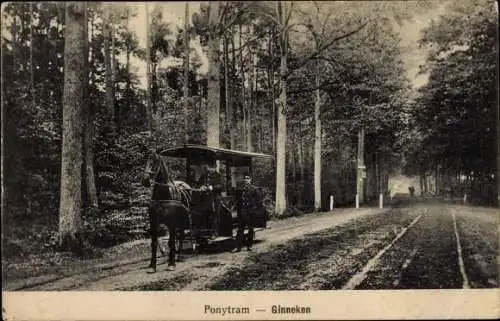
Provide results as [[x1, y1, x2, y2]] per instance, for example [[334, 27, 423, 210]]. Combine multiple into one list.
[[199, 163, 223, 238], [234, 173, 261, 252]]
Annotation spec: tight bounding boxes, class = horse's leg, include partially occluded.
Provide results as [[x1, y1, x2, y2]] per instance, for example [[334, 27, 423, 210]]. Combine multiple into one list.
[[148, 206, 158, 273], [159, 236, 166, 257], [177, 228, 185, 262], [151, 233, 159, 272], [167, 226, 176, 268]]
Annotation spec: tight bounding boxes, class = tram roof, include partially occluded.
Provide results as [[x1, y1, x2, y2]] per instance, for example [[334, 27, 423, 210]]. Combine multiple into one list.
[[159, 144, 273, 166]]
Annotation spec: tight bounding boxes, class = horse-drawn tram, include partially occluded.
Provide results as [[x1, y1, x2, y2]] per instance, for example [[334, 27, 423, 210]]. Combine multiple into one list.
[[142, 144, 272, 272]]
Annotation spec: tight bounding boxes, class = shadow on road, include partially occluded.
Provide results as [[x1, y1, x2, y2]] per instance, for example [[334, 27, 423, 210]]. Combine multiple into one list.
[[174, 233, 265, 256]]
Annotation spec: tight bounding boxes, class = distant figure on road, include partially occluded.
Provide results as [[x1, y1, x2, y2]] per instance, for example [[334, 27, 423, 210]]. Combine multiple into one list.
[[408, 186, 415, 197], [234, 173, 261, 252]]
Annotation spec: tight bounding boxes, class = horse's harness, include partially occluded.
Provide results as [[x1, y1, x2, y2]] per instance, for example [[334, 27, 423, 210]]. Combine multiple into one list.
[[146, 164, 193, 228], [145, 157, 218, 229]]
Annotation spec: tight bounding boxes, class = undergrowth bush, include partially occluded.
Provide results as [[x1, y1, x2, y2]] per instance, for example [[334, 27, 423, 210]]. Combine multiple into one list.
[[274, 206, 305, 220], [81, 207, 149, 248]]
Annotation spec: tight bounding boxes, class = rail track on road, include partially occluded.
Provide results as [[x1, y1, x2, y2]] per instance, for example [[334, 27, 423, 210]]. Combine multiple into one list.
[[208, 202, 496, 290], [342, 210, 425, 289], [353, 204, 494, 289]]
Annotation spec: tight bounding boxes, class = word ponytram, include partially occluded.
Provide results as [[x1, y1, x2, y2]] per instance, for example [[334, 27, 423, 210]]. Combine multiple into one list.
[[272, 305, 312, 314], [204, 305, 250, 316]]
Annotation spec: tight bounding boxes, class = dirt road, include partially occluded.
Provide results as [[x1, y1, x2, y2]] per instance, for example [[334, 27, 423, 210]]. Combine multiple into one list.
[[3, 207, 384, 291], [5, 199, 496, 291], [207, 201, 498, 290]]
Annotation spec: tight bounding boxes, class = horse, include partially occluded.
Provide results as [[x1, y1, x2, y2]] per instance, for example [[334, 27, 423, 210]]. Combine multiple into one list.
[[142, 149, 193, 273]]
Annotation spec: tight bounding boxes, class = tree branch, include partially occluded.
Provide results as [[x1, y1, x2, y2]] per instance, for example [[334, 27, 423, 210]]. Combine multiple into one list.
[[284, 1, 294, 29], [285, 20, 370, 78], [226, 28, 274, 55], [219, 2, 250, 36], [288, 79, 346, 95]]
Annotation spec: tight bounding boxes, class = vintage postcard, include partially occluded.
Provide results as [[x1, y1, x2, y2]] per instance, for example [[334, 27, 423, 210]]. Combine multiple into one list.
[[2, 1, 498, 320]]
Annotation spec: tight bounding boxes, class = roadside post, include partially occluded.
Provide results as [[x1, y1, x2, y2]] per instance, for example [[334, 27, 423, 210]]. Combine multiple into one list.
[[330, 195, 334, 211], [379, 193, 383, 209], [355, 194, 360, 209]]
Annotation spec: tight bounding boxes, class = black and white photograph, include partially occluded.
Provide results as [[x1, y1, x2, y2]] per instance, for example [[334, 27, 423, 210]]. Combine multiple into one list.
[[1, 0, 499, 317]]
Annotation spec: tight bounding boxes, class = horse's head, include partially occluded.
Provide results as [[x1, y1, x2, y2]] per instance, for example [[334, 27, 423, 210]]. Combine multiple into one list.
[[142, 149, 163, 187]]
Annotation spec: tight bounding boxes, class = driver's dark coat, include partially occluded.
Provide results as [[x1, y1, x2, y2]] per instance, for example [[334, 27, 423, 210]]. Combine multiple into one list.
[[237, 183, 261, 212]]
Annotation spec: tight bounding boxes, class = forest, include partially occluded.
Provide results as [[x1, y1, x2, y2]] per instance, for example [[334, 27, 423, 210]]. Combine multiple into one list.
[[2, 1, 497, 256]]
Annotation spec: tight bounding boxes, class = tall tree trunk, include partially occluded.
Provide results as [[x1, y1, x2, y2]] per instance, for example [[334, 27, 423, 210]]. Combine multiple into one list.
[[59, 2, 86, 252], [271, 68, 276, 155], [111, 20, 119, 131], [497, 61, 500, 206], [257, 69, 263, 152], [206, 1, 221, 148], [357, 91, 368, 204], [145, 3, 152, 134], [83, 5, 98, 209], [126, 49, 130, 89], [313, 60, 322, 211], [103, 4, 114, 131], [297, 122, 304, 207], [375, 151, 379, 194], [356, 128, 365, 203], [30, 3, 35, 110], [275, 2, 289, 215], [223, 35, 236, 185], [184, 2, 190, 143], [151, 63, 158, 119], [267, 29, 277, 155], [229, 33, 237, 187], [125, 11, 130, 91], [239, 23, 246, 149], [224, 36, 230, 143], [144, 4, 152, 133], [20, 15, 25, 72], [246, 51, 256, 152], [89, 12, 95, 86], [12, 16, 18, 74], [1, 9, 8, 216], [291, 127, 297, 206], [125, 24, 131, 125], [26, 7, 37, 218]]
